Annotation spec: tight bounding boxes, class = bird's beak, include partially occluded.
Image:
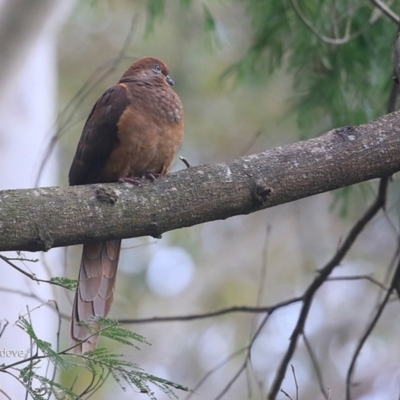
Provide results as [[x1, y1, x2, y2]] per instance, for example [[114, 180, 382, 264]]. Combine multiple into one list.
[[166, 75, 175, 86]]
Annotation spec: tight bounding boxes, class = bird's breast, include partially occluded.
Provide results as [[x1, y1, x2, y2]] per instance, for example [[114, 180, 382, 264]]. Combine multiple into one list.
[[101, 96, 183, 181]]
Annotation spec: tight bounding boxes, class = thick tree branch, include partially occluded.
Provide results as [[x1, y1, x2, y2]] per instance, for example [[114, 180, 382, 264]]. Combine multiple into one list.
[[1, 110, 400, 252]]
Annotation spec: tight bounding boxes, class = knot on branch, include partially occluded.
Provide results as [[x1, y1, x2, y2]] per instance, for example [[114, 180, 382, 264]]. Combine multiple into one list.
[[95, 187, 118, 204], [149, 222, 163, 239], [334, 126, 357, 142], [36, 225, 54, 251], [252, 180, 272, 205]]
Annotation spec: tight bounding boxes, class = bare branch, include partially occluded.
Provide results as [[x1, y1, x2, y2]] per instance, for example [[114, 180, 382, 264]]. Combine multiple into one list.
[[213, 360, 248, 400], [118, 297, 302, 324], [210, 313, 271, 400], [280, 388, 294, 400], [0, 388, 12, 400], [0, 319, 9, 339], [291, 365, 299, 400], [289, 0, 376, 44], [268, 177, 389, 399], [34, 16, 138, 187], [345, 255, 400, 399], [326, 274, 389, 291], [184, 347, 247, 400], [370, 0, 400, 24], [0, 255, 72, 290], [303, 334, 329, 400]]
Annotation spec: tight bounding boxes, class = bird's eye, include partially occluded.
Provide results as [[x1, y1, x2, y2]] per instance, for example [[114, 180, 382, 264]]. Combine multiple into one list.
[[154, 65, 162, 73]]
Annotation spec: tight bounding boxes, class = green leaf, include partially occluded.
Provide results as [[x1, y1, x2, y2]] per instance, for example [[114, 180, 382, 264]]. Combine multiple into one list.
[[93, 316, 150, 348], [237, 0, 397, 135], [16, 317, 72, 370], [50, 276, 77, 290], [77, 347, 190, 399], [145, 0, 165, 36], [202, 4, 228, 51]]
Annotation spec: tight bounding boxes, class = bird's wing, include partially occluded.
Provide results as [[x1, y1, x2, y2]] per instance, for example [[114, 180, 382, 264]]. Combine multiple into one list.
[[69, 84, 130, 185]]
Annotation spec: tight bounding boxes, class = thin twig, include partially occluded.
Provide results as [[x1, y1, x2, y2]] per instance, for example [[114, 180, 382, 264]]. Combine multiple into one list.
[[183, 347, 247, 400], [0, 287, 69, 319], [185, 226, 277, 400], [0, 388, 12, 400], [0, 319, 9, 338], [0, 255, 70, 290], [280, 388, 294, 399], [303, 333, 329, 399], [187, 313, 275, 399], [212, 313, 271, 400], [291, 365, 299, 400], [240, 130, 264, 155], [0, 286, 46, 303], [34, 15, 137, 187], [289, 0, 375, 44], [370, 0, 400, 24], [47, 300, 61, 400], [214, 360, 248, 400], [326, 274, 389, 291], [247, 223, 271, 398], [118, 297, 302, 324], [246, 222, 272, 392], [345, 255, 400, 400], [24, 306, 33, 400], [254, 224, 271, 308], [6, 254, 38, 262]]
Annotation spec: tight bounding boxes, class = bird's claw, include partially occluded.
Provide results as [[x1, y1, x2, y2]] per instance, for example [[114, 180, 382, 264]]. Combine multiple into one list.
[[118, 177, 143, 186], [143, 173, 161, 181], [118, 173, 161, 186]]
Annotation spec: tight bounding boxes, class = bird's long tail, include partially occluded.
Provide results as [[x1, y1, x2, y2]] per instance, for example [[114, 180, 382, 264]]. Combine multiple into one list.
[[70, 239, 121, 354]]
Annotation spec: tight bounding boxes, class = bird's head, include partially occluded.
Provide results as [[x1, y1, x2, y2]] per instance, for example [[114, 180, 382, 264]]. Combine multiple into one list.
[[121, 57, 175, 86]]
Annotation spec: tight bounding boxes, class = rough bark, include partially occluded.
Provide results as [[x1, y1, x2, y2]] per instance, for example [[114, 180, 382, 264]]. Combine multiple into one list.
[[1, 110, 400, 252]]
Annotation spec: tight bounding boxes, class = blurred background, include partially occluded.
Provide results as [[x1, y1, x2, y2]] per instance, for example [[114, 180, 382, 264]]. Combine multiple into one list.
[[1, 1, 400, 399]]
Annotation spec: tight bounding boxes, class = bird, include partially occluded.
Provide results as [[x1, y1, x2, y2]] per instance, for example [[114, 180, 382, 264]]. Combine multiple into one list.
[[68, 57, 184, 353]]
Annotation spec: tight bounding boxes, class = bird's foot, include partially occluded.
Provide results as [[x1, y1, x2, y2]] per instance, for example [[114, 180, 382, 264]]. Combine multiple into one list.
[[118, 173, 161, 186], [118, 177, 143, 186], [142, 173, 161, 181]]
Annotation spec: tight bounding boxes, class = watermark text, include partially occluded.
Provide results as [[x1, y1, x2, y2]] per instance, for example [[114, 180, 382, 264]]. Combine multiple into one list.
[[0, 348, 24, 357]]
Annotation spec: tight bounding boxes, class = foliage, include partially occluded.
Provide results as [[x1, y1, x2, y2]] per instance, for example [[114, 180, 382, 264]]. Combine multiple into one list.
[[49, 277, 77, 291], [0, 316, 189, 399], [145, 0, 165, 36], [143, 1, 398, 134], [236, 0, 399, 134], [3, 1, 400, 399]]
